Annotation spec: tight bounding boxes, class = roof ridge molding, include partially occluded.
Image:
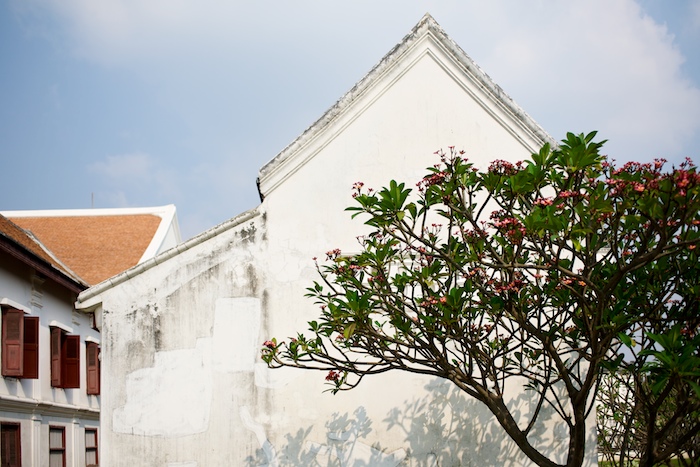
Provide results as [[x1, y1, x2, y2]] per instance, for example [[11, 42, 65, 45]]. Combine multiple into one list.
[[256, 12, 553, 199]]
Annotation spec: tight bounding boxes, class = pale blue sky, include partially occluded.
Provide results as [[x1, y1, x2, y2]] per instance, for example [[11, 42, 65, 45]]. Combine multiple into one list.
[[2, 1, 699, 239]]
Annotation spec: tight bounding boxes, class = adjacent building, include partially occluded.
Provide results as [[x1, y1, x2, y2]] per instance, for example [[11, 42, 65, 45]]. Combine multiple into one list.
[[0, 206, 181, 466], [75, 15, 597, 466]]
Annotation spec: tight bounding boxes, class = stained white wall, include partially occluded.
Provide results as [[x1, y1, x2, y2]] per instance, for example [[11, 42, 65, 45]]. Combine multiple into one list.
[[83, 23, 597, 467]]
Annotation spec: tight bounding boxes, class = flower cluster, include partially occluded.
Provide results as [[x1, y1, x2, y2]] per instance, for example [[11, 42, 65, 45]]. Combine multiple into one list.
[[493, 280, 524, 294], [488, 159, 522, 176], [533, 197, 554, 207], [418, 170, 448, 189], [325, 370, 341, 382], [351, 181, 374, 198], [262, 340, 276, 350], [465, 267, 485, 279], [605, 158, 700, 198], [326, 248, 341, 260], [490, 211, 527, 242], [558, 190, 586, 200], [367, 273, 386, 284]]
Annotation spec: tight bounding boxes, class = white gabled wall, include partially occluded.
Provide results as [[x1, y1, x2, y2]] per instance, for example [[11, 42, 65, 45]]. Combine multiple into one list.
[[82, 16, 597, 467]]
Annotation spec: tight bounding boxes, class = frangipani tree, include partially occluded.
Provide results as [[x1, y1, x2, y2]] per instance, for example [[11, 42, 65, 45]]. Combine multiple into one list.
[[262, 133, 700, 467]]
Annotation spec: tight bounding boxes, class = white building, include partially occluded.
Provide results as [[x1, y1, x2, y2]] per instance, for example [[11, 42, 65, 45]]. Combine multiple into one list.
[[0, 206, 181, 466], [76, 15, 597, 466]]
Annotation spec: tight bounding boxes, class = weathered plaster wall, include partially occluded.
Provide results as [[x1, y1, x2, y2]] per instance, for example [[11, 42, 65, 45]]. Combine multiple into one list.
[[91, 22, 597, 467], [97, 216, 265, 465]]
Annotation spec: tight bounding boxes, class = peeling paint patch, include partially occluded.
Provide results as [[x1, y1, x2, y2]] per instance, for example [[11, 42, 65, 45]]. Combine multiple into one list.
[[212, 297, 261, 373], [112, 339, 213, 437], [113, 297, 263, 437]]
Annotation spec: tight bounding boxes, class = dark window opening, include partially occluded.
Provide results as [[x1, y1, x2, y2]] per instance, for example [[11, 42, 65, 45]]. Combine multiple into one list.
[[1, 423, 21, 467]]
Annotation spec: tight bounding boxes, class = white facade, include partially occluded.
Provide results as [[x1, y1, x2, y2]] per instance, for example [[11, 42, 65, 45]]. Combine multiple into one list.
[[0, 243, 100, 466], [77, 15, 597, 466]]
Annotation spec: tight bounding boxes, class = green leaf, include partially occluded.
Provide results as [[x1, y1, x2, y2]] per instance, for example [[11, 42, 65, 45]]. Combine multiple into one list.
[[617, 332, 633, 348], [344, 323, 357, 339]]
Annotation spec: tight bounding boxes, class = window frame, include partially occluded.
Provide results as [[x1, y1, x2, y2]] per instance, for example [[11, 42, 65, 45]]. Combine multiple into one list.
[[1, 422, 22, 467], [85, 343, 100, 395], [85, 428, 98, 467], [50, 327, 80, 389], [2, 307, 39, 379], [48, 425, 65, 467]]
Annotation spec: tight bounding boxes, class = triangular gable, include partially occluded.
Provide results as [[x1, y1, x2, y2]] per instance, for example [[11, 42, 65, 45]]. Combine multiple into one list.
[[257, 13, 553, 199]]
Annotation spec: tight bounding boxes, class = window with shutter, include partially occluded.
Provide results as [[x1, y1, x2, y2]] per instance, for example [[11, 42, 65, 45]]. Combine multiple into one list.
[[62, 335, 80, 388], [85, 428, 98, 466], [1, 423, 21, 467], [2, 307, 40, 379], [50, 327, 81, 388], [2, 308, 24, 377], [51, 327, 62, 387], [49, 426, 65, 467], [22, 316, 39, 379], [86, 343, 100, 395]]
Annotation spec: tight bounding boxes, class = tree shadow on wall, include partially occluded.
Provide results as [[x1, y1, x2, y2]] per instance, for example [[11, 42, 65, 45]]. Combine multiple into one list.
[[382, 378, 563, 466], [244, 378, 562, 466], [245, 405, 407, 467]]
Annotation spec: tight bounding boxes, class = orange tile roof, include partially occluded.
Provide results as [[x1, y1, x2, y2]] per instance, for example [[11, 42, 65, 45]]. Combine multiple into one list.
[[8, 214, 162, 285], [0, 214, 68, 274]]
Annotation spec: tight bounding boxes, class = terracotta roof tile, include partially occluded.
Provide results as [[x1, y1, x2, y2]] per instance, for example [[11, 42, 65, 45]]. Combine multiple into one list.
[[0, 214, 63, 270], [0, 214, 83, 283], [9, 215, 162, 285]]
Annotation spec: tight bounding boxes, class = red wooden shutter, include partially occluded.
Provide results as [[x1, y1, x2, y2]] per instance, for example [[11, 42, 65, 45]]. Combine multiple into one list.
[[51, 327, 62, 386], [62, 335, 80, 388], [22, 316, 39, 379], [2, 309, 24, 377], [86, 343, 100, 395], [1, 423, 21, 467]]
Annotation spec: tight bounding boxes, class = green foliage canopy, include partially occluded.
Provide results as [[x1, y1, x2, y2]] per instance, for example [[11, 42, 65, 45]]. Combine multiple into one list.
[[262, 132, 700, 467]]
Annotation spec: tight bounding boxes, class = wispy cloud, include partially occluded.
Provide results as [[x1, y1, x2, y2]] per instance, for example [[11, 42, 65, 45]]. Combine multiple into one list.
[[15, 0, 700, 162], [9, 0, 700, 238], [88, 152, 180, 207], [89, 152, 154, 181]]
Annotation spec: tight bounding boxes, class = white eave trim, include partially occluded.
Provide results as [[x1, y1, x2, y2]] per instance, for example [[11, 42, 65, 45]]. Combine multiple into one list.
[[0, 298, 32, 314], [137, 204, 182, 263], [85, 336, 100, 345], [49, 321, 74, 334]]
